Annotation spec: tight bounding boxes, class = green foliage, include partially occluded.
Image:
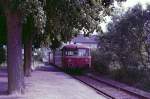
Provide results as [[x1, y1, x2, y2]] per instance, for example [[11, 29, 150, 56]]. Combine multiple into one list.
[[0, 15, 6, 44], [33, 34, 44, 48], [99, 4, 150, 69], [97, 4, 150, 91], [139, 74, 150, 92], [3, 0, 117, 50], [45, 0, 81, 40], [0, 2, 4, 15], [63, 68, 84, 75], [21, 0, 46, 48], [10, 0, 22, 10], [0, 46, 6, 65], [110, 68, 144, 84], [101, 0, 113, 7], [91, 50, 109, 74], [21, 0, 46, 34], [44, 0, 107, 49]]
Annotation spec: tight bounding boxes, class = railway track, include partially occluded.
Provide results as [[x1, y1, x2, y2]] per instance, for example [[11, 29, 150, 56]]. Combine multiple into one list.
[[73, 74, 148, 99], [51, 64, 150, 99]]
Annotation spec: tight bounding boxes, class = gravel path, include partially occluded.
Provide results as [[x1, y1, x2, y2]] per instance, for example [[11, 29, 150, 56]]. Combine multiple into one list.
[[0, 65, 107, 99]]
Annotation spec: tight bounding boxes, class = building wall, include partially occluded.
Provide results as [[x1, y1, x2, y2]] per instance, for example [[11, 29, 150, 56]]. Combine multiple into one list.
[[71, 34, 99, 49], [75, 43, 98, 49]]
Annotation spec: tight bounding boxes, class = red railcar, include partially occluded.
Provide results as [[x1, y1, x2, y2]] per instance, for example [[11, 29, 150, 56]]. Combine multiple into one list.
[[62, 44, 91, 69], [50, 44, 91, 69]]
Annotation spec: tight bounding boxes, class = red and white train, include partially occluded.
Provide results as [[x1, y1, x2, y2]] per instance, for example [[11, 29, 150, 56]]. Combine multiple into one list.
[[49, 44, 91, 69]]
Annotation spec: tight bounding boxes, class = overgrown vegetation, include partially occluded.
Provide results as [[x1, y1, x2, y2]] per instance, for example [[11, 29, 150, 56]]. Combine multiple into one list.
[[110, 68, 144, 84], [64, 68, 85, 75], [92, 5, 150, 92], [91, 50, 109, 74]]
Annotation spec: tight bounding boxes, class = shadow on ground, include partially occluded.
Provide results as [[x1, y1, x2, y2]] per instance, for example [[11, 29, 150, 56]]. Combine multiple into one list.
[[0, 68, 8, 95], [37, 65, 60, 72], [0, 73, 7, 78], [0, 84, 8, 95]]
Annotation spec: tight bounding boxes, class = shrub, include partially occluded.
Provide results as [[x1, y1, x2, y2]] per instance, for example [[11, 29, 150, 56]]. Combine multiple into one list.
[[91, 50, 109, 74], [140, 78, 150, 92], [111, 67, 144, 85]]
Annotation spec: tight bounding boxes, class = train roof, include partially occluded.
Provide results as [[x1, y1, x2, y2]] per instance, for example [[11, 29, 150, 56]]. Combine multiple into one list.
[[62, 44, 90, 49]]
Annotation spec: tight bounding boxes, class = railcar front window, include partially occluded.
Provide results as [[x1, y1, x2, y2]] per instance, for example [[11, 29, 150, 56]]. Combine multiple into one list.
[[64, 50, 78, 56], [78, 49, 89, 56], [64, 49, 89, 56]]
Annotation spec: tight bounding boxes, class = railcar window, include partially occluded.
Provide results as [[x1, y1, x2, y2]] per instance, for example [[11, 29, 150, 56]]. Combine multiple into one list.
[[78, 49, 89, 56], [64, 50, 78, 56], [64, 49, 89, 56]]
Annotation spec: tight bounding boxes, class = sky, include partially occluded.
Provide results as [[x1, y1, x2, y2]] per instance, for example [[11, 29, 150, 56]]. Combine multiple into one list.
[[80, 0, 150, 35], [100, 0, 150, 33], [122, 0, 150, 10]]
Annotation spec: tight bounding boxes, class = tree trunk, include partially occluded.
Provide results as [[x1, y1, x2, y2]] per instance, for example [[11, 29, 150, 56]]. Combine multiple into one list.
[[53, 50, 55, 64], [6, 10, 24, 94], [24, 36, 32, 77]]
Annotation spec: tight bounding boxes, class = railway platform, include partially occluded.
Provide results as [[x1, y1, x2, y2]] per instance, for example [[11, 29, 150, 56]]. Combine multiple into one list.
[[0, 64, 107, 99]]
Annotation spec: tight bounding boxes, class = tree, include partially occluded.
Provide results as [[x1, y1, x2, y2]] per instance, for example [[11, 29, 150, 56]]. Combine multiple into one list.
[[1, 0, 46, 93], [99, 4, 150, 71], [0, 0, 118, 94], [21, 0, 46, 76], [44, 0, 114, 47], [23, 15, 34, 76], [1, 0, 25, 94]]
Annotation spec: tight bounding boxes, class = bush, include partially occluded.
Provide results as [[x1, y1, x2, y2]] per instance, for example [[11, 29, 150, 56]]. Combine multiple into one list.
[[92, 61, 108, 74], [0, 46, 6, 65], [110, 67, 144, 85], [140, 78, 150, 92], [91, 50, 109, 74]]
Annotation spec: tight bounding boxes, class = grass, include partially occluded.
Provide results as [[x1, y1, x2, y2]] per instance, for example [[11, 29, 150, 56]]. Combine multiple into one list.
[[63, 67, 86, 75]]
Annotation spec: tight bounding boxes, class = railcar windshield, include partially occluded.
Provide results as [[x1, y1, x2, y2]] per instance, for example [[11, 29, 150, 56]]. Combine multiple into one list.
[[63, 48, 90, 56]]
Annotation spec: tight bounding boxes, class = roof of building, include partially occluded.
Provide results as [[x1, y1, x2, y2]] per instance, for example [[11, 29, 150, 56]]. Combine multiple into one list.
[[71, 34, 98, 44], [63, 44, 90, 49]]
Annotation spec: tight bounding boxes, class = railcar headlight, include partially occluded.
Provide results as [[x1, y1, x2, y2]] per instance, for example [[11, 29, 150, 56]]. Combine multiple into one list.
[[85, 59, 88, 62], [68, 59, 72, 62]]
